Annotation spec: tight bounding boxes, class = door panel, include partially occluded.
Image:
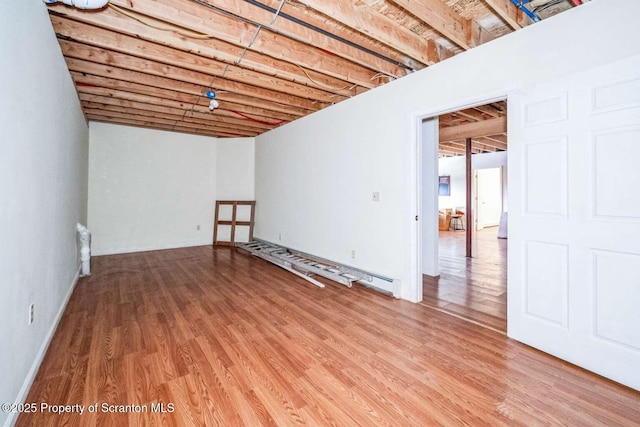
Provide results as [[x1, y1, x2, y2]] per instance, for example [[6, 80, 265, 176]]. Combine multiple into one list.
[[475, 167, 502, 230], [508, 55, 640, 390]]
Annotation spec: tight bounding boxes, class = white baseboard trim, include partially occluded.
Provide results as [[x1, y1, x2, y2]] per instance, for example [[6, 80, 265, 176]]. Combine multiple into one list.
[[92, 239, 213, 256], [4, 266, 81, 427]]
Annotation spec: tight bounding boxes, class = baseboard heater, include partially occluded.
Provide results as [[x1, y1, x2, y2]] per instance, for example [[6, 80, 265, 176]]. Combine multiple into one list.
[[237, 239, 400, 298]]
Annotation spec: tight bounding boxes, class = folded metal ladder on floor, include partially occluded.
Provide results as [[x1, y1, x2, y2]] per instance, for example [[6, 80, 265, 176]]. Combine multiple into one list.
[[237, 240, 373, 289]]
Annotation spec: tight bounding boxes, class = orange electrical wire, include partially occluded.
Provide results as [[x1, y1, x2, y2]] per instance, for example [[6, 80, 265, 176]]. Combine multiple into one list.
[[231, 110, 286, 126]]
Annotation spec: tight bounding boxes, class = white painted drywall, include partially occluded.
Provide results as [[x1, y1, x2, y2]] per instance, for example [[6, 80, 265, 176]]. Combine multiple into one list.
[[0, 2, 89, 426], [88, 123, 217, 255], [215, 138, 256, 243], [216, 138, 255, 200], [88, 125, 255, 255], [255, 0, 640, 302]]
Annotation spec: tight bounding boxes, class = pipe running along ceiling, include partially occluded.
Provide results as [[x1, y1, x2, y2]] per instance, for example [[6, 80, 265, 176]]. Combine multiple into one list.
[[43, 0, 582, 143]]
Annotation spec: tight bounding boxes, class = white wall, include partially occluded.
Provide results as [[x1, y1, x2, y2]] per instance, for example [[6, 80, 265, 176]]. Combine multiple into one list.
[[88, 124, 255, 255], [438, 151, 507, 211], [215, 138, 256, 243], [438, 157, 467, 211], [88, 124, 217, 255], [216, 138, 255, 200], [0, 2, 89, 426], [255, 0, 640, 302]]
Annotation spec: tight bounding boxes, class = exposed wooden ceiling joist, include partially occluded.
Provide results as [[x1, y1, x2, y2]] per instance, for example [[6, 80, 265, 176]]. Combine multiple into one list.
[[484, 133, 507, 144], [438, 100, 508, 157], [391, 0, 475, 50], [51, 5, 361, 95], [43, 0, 575, 138], [79, 86, 295, 122], [471, 104, 504, 118], [65, 54, 315, 117], [439, 116, 507, 142], [80, 97, 273, 130], [82, 102, 266, 134], [107, 0, 381, 87], [86, 109, 259, 136], [52, 18, 343, 106], [71, 71, 303, 122], [79, 93, 278, 132], [473, 136, 508, 151], [259, 0, 423, 70], [194, 0, 412, 78], [294, 0, 446, 65], [484, 0, 528, 30]]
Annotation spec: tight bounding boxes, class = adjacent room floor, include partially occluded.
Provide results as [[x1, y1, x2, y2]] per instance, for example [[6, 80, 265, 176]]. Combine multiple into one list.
[[422, 226, 507, 332], [18, 245, 639, 426]]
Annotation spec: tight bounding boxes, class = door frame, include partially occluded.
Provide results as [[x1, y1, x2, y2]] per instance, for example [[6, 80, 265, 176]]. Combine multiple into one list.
[[475, 166, 504, 231], [412, 90, 509, 303]]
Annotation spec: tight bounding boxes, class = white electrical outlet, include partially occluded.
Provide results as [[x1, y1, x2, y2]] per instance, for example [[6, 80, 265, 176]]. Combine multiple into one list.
[[196, 225, 200, 230], [372, 192, 380, 202], [29, 303, 34, 325], [351, 250, 356, 259]]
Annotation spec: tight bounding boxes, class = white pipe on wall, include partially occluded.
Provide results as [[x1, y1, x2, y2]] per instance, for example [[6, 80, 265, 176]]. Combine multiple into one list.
[[77, 223, 91, 276], [43, 0, 109, 10]]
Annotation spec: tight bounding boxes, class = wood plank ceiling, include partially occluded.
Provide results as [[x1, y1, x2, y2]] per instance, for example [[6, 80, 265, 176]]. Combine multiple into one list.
[[45, 0, 581, 149]]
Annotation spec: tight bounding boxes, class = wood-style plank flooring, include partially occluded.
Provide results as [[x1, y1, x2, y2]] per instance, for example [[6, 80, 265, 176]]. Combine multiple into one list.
[[19, 246, 640, 426], [423, 227, 507, 332]]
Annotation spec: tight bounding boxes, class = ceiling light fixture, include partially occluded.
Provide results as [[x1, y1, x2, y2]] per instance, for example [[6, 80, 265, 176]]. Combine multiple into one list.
[[43, 0, 109, 10], [206, 90, 219, 110]]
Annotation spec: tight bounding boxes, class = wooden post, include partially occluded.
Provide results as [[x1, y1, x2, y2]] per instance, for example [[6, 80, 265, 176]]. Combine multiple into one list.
[[466, 137, 472, 258]]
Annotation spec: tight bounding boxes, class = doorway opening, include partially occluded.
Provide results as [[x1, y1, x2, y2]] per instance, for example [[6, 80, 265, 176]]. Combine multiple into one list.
[[421, 100, 508, 333]]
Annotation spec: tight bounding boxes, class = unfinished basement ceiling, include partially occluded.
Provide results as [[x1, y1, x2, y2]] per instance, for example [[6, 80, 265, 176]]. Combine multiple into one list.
[[439, 100, 507, 157], [46, 0, 582, 138]]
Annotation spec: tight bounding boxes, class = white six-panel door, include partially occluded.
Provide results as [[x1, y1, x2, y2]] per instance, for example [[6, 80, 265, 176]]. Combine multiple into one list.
[[508, 54, 640, 390]]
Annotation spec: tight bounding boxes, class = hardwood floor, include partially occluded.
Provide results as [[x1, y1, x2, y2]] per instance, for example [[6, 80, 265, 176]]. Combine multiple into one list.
[[18, 246, 640, 426], [423, 227, 507, 332]]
